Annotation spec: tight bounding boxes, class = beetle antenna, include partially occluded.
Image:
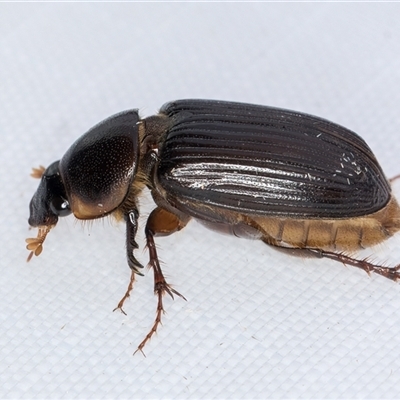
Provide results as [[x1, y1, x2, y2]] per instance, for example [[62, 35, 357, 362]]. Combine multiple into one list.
[[25, 226, 52, 261], [30, 165, 46, 179]]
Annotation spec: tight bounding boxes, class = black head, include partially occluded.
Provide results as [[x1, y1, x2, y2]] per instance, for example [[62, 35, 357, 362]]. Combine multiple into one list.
[[28, 110, 140, 228], [28, 160, 71, 227]]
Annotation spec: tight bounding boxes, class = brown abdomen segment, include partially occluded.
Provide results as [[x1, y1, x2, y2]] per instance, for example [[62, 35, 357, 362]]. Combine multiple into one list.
[[252, 197, 400, 252]]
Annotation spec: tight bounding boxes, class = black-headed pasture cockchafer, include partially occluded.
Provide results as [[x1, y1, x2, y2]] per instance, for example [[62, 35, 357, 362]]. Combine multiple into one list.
[[26, 100, 400, 353]]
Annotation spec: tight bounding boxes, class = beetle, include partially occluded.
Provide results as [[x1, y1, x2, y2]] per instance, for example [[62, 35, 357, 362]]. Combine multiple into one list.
[[26, 99, 400, 353]]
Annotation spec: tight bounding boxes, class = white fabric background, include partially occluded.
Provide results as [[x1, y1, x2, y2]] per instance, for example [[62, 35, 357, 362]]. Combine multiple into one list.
[[2, 3, 400, 399]]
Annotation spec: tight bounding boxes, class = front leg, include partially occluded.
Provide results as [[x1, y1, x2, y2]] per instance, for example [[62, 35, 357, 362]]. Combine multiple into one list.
[[114, 209, 145, 314], [135, 206, 190, 355]]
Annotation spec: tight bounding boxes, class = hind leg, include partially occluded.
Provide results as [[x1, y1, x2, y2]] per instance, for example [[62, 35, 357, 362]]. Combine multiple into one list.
[[306, 248, 400, 281], [267, 241, 400, 282], [136, 207, 190, 355]]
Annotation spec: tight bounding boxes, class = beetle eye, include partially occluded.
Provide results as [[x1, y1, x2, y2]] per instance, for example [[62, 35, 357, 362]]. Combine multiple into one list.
[[50, 196, 71, 217]]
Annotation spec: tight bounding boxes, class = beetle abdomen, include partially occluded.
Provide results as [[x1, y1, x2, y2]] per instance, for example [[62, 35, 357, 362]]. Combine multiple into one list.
[[252, 196, 400, 251], [158, 100, 391, 219]]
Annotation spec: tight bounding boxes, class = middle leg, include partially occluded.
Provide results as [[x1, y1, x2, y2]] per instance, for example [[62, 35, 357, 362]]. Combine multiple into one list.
[[135, 206, 190, 355]]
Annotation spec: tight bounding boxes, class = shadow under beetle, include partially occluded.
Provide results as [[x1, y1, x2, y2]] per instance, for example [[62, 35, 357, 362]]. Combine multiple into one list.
[[26, 99, 400, 353]]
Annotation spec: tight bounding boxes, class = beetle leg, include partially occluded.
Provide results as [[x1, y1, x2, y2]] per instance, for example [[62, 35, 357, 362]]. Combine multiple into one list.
[[307, 249, 400, 281], [389, 174, 400, 183], [134, 207, 189, 355], [113, 270, 136, 315], [125, 209, 145, 274], [114, 210, 145, 314]]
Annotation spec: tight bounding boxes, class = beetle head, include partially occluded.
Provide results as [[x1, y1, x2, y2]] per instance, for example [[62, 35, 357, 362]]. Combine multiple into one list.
[[28, 160, 71, 227], [27, 110, 140, 260]]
